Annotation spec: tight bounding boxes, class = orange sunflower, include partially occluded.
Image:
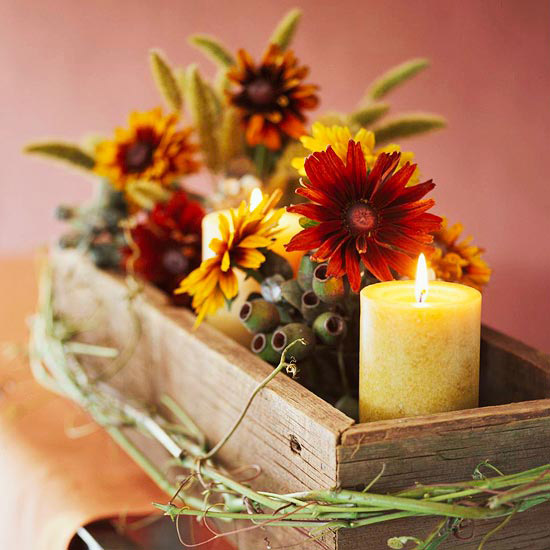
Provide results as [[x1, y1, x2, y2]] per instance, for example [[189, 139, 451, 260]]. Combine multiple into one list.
[[429, 218, 491, 291], [94, 108, 200, 190], [176, 191, 284, 326], [285, 141, 441, 292], [226, 44, 319, 150]]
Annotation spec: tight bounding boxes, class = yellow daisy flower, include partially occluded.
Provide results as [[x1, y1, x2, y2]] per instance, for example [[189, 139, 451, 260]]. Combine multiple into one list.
[[429, 218, 492, 291], [176, 191, 284, 327], [94, 107, 199, 191], [292, 122, 419, 185]]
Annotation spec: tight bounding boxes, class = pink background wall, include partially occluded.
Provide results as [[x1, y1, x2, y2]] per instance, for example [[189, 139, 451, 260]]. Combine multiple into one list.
[[2, 0, 549, 352]]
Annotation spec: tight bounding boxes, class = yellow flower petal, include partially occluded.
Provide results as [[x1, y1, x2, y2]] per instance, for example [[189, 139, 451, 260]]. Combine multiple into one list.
[[221, 250, 231, 272]]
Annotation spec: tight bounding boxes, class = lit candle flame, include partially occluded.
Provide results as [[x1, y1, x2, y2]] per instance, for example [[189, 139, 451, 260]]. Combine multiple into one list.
[[415, 253, 429, 303], [249, 188, 263, 211]]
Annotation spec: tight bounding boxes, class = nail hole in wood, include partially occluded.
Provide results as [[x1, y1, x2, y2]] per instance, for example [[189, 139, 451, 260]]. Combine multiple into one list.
[[289, 434, 302, 454]]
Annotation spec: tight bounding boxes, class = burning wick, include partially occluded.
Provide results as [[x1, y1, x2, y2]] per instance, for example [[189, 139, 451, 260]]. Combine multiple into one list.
[[415, 253, 429, 304]]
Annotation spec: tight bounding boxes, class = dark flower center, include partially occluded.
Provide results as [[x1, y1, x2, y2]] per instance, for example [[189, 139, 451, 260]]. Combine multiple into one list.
[[162, 248, 189, 275], [347, 201, 378, 235], [124, 140, 155, 173], [246, 78, 276, 106]]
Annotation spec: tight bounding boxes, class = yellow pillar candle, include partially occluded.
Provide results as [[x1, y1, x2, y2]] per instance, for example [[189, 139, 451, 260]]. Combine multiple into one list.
[[201, 189, 303, 346], [359, 255, 481, 422]]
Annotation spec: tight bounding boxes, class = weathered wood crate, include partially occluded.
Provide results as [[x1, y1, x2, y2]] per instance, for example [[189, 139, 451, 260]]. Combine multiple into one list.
[[51, 249, 550, 549]]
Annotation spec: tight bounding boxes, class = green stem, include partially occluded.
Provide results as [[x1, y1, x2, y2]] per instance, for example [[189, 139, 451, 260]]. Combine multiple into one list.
[[488, 482, 550, 509], [160, 394, 205, 448], [64, 341, 119, 358], [254, 145, 267, 179], [290, 490, 510, 520], [200, 343, 299, 461]]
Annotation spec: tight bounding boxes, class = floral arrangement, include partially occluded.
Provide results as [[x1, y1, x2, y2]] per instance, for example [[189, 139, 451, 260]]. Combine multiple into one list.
[[26, 8, 490, 394], [24, 8, 518, 549]]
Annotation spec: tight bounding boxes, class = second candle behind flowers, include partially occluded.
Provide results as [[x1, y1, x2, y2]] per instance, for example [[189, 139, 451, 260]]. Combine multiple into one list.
[[201, 189, 303, 345]]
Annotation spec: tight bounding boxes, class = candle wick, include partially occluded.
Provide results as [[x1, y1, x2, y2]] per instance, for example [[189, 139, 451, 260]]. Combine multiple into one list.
[[418, 289, 427, 303]]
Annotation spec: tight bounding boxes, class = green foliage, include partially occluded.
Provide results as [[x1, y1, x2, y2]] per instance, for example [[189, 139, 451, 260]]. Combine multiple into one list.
[[24, 142, 95, 171], [374, 114, 446, 146], [149, 50, 182, 112], [299, 216, 319, 229], [186, 65, 221, 171], [367, 58, 429, 101], [269, 8, 302, 50], [350, 102, 390, 127], [189, 34, 235, 67]]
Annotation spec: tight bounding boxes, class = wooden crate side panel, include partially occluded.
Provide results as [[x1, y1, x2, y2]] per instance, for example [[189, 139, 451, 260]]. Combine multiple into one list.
[[337, 503, 550, 550], [338, 402, 550, 491], [52, 249, 353, 496], [480, 325, 550, 405], [123, 427, 334, 550]]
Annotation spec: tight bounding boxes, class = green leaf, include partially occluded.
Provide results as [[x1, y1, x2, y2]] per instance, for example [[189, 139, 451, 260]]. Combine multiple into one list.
[[149, 49, 182, 111], [373, 114, 446, 146], [186, 65, 221, 171], [269, 8, 302, 50], [350, 102, 390, 127], [189, 35, 235, 67], [367, 58, 429, 100], [24, 142, 95, 171], [299, 217, 319, 229]]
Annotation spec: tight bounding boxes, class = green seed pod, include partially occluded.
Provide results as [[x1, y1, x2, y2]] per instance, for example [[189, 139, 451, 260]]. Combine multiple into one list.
[[258, 250, 293, 280], [102, 207, 125, 231], [89, 243, 120, 268], [58, 232, 81, 249], [313, 312, 347, 345], [239, 300, 280, 333], [250, 332, 281, 365], [312, 263, 346, 304], [271, 323, 316, 360], [301, 290, 326, 323], [55, 204, 76, 220], [280, 279, 303, 310], [297, 253, 316, 291]]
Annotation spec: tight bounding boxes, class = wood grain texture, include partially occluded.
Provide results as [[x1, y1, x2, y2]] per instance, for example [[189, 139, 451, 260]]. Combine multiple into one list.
[[338, 400, 550, 490], [51, 249, 351, 549], [337, 402, 550, 547], [480, 325, 550, 405], [51, 248, 550, 549], [52, 249, 353, 491], [337, 503, 550, 550]]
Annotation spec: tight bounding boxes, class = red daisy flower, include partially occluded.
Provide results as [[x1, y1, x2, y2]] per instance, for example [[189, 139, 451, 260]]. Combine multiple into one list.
[[285, 141, 442, 292], [227, 44, 319, 150], [122, 190, 205, 304]]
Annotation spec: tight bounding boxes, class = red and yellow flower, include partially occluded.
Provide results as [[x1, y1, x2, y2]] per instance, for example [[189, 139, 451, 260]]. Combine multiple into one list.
[[122, 190, 204, 303], [94, 108, 200, 190], [227, 44, 319, 150], [292, 122, 419, 185], [176, 191, 284, 326], [429, 218, 491, 291], [285, 141, 441, 292]]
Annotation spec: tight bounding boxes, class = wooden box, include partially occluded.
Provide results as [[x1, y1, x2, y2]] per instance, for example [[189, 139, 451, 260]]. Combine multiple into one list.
[[51, 249, 550, 549]]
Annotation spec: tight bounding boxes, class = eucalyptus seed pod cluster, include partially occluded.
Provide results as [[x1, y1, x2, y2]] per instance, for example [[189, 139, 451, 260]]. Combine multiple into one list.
[[57, 182, 128, 268], [240, 252, 357, 366]]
